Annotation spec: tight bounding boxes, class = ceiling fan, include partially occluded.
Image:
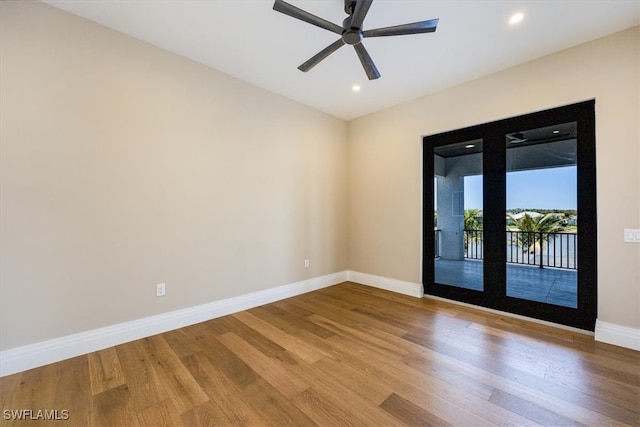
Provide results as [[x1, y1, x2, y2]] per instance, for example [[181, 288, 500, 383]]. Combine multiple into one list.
[[507, 131, 572, 144], [273, 0, 439, 80], [506, 132, 529, 144]]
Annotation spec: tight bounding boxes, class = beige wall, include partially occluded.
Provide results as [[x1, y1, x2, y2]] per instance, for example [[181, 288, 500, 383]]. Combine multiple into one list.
[[0, 1, 348, 350], [349, 26, 640, 330], [1, 1, 638, 354]]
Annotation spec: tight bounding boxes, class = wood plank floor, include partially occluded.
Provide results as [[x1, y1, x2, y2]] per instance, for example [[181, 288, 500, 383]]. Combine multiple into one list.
[[1, 282, 639, 426]]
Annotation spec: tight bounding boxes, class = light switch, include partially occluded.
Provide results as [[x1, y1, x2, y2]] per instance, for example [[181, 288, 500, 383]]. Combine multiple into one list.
[[624, 228, 640, 243]]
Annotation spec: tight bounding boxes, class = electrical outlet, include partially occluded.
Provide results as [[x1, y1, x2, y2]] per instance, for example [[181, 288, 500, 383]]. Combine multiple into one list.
[[304, 259, 310, 268], [156, 283, 166, 297]]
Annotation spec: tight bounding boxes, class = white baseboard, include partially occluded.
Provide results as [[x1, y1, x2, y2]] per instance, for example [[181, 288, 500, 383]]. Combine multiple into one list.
[[0, 271, 347, 377], [4, 271, 636, 377], [595, 320, 640, 351], [346, 270, 423, 298]]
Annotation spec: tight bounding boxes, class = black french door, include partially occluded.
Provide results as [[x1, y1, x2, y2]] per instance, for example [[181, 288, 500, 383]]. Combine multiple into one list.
[[423, 101, 597, 330]]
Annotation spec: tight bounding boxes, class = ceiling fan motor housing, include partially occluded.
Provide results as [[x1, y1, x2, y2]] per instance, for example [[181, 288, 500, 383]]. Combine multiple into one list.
[[342, 17, 364, 45]]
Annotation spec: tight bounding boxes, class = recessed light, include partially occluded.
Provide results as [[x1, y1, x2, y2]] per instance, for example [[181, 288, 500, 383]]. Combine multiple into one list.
[[352, 85, 361, 92], [552, 130, 560, 134], [509, 12, 524, 25], [465, 144, 475, 149]]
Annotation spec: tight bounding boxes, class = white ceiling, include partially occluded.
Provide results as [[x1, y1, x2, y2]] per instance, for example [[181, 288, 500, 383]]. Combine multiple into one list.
[[44, 0, 640, 121]]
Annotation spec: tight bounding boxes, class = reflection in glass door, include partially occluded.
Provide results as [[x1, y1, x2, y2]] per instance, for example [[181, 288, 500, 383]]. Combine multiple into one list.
[[505, 123, 578, 308], [434, 139, 483, 291]]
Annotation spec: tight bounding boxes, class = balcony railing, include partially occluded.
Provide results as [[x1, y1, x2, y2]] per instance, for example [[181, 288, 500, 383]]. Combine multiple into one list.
[[464, 229, 483, 260], [505, 230, 577, 269], [435, 229, 577, 270]]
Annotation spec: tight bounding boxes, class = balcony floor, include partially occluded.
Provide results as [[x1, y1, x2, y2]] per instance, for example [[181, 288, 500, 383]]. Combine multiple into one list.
[[434, 259, 577, 308]]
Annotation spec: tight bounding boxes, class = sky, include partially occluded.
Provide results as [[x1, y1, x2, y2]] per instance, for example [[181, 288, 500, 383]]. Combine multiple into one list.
[[463, 166, 577, 210]]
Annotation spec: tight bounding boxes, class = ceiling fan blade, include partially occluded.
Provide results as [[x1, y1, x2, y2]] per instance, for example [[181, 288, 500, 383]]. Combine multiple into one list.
[[364, 18, 439, 38], [353, 43, 380, 80], [527, 132, 572, 142], [350, 0, 373, 29], [298, 39, 346, 72], [273, 0, 343, 35]]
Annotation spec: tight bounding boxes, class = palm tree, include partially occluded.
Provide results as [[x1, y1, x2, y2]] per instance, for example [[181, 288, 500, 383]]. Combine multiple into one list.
[[464, 209, 483, 231], [507, 212, 566, 254]]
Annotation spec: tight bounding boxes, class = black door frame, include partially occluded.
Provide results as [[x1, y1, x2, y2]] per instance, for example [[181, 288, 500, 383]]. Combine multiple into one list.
[[423, 100, 597, 331]]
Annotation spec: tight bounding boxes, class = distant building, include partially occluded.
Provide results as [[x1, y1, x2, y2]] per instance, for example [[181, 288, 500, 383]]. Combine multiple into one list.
[[511, 211, 543, 220]]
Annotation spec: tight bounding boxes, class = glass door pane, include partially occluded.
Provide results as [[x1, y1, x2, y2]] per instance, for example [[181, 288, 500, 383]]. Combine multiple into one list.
[[505, 123, 578, 308], [434, 139, 483, 291]]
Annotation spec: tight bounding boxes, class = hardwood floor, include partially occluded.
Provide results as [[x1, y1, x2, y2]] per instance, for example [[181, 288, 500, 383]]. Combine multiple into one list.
[[1, 282, 639, 426]]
